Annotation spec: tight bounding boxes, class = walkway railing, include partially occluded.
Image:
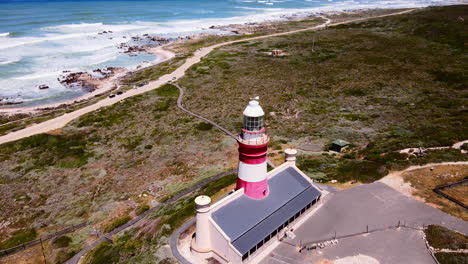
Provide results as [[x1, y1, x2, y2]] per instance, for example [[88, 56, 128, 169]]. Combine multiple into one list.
[[0, 222, 88, 258]]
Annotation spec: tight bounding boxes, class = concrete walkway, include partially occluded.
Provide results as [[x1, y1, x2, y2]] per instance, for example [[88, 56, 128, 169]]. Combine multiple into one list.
[[262, 182, 467, 264]]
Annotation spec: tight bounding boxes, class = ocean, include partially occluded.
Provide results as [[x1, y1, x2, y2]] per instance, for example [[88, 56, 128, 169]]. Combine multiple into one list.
[[0, 0, 457, 107]]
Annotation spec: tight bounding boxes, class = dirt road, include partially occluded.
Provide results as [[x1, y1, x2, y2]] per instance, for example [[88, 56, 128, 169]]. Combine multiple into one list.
[[0, 9, 416, 146]]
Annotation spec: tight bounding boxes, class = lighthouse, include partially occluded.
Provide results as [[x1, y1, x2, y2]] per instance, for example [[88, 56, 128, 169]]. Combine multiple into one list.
[[189, 97, 323, 263], [236, 97, 270, 199]]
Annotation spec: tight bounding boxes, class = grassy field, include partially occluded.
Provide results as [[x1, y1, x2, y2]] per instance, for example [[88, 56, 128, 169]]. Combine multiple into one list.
[[0, 5, 466, 263], [82, 173, 237, 264], [177, 5, 467, 183], [402, 165, 468, 221]]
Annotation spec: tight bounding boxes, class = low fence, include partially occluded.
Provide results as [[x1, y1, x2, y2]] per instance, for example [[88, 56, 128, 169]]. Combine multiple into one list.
[[0, 222, 88, 258], [433, 178, 468, 210]]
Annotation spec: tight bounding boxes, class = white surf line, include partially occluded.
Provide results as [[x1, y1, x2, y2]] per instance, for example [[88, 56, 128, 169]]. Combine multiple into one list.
[[0, 8, 417, 145]]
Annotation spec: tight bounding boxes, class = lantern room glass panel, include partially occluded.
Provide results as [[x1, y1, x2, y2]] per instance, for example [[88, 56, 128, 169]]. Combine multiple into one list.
[[243, 116, 264, 131]]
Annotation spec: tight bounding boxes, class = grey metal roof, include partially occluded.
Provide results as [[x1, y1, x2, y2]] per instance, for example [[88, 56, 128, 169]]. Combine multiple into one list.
[[211, 167, 321, 255]]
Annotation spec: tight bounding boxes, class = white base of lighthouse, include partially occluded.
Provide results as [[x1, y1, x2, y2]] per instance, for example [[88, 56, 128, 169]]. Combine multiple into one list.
[[238, 161, 267, 182]]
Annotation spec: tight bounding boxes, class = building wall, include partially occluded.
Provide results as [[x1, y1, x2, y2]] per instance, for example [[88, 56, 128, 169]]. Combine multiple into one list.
[[208, 218, 242, 263]]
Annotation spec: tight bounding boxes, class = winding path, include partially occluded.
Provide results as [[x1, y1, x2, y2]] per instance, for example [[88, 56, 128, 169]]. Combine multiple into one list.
[[173, 83, 277, 168], [173, 83, 237, 139], [0, 8, 419, 146]]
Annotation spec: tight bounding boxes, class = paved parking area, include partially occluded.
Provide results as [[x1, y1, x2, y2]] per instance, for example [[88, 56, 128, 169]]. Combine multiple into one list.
[[260, 182, 467, 264]]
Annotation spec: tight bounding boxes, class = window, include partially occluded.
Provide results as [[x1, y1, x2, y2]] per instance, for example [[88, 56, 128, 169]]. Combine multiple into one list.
[[301, 208, 305, 214], [306, 203, 311, 209], [250, 247, 256, 255], [264, 235, 270, 244], [295, 211, 300, 218], [272, 229, 277, 237], [257, 240, 264, 248], [243, 116, 264, 131], [242, 253, 249, 261]]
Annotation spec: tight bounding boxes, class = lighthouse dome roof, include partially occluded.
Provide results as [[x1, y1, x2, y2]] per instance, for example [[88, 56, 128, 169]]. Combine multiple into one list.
[[243, 100, 264, 117]]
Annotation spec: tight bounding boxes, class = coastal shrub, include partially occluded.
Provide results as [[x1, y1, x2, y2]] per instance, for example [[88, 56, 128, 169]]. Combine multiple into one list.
[[75, 104, 129, 127], [0, 228, 37, 249], [88, 241, 120, 264], [156, 84, 178, 97], [430, 70, 467, 87], [135, 204, 150, 216], [104, 216, 132, 233], [297, 158, 324, 172], [334, 160, 387, 183], [425, 225, 467, 250], [343, 88, 367, 97], [153, 100, 171, 112], [0, 133, 93, 170], [52, 235, 72, 248], [156, 173, 237, 237], [55, 249, 79, 264], [195, 122, 213, 131], [121, 136, 143, 151], [434, 253, 468, 264], [201, 173, 237, 197]]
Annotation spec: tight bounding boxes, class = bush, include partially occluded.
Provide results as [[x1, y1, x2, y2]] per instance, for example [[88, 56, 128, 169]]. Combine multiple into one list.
[[434, 253, 468, 264], [425, 225, 467, 250], [104, 216, 132, 233], [156, 84, 179, 97], [343, 88, 367, 96], [195, 122, 214, 131], [88, 241, 119, 264], [52, 235, 72, 248], [335, 160, 387, 183], [0, 228, 37, 249], [135, 204, 150, 216]]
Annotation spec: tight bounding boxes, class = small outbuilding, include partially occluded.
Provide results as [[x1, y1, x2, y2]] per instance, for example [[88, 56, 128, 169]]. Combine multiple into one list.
[[330, 139, 350, 152]]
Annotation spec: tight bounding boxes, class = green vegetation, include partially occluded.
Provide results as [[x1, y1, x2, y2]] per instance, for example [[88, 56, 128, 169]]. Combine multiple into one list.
[[0, 133, 93, 170], [156, 84, 179, 97], [425, 225, 468, 264], [52, 235, 73, 248], [434, 253, 468, 264], [152, 173, 237, 237], [297, 148, 466, 183], [425, 225, 467, 250], [86, 241, 120, 264], [84, 173, 237, 263], [135, 204, 150, 216], [0, 228, 37, 249], [195, 122, 214, 131], [104, 216, 132, 233]]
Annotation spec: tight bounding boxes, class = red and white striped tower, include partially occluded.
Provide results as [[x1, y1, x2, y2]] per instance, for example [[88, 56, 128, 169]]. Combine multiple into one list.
[[236, 97, 270, 200]]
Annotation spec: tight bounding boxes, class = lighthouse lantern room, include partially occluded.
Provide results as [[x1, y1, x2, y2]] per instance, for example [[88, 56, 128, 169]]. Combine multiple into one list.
[[236, 97, 270, 199]]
